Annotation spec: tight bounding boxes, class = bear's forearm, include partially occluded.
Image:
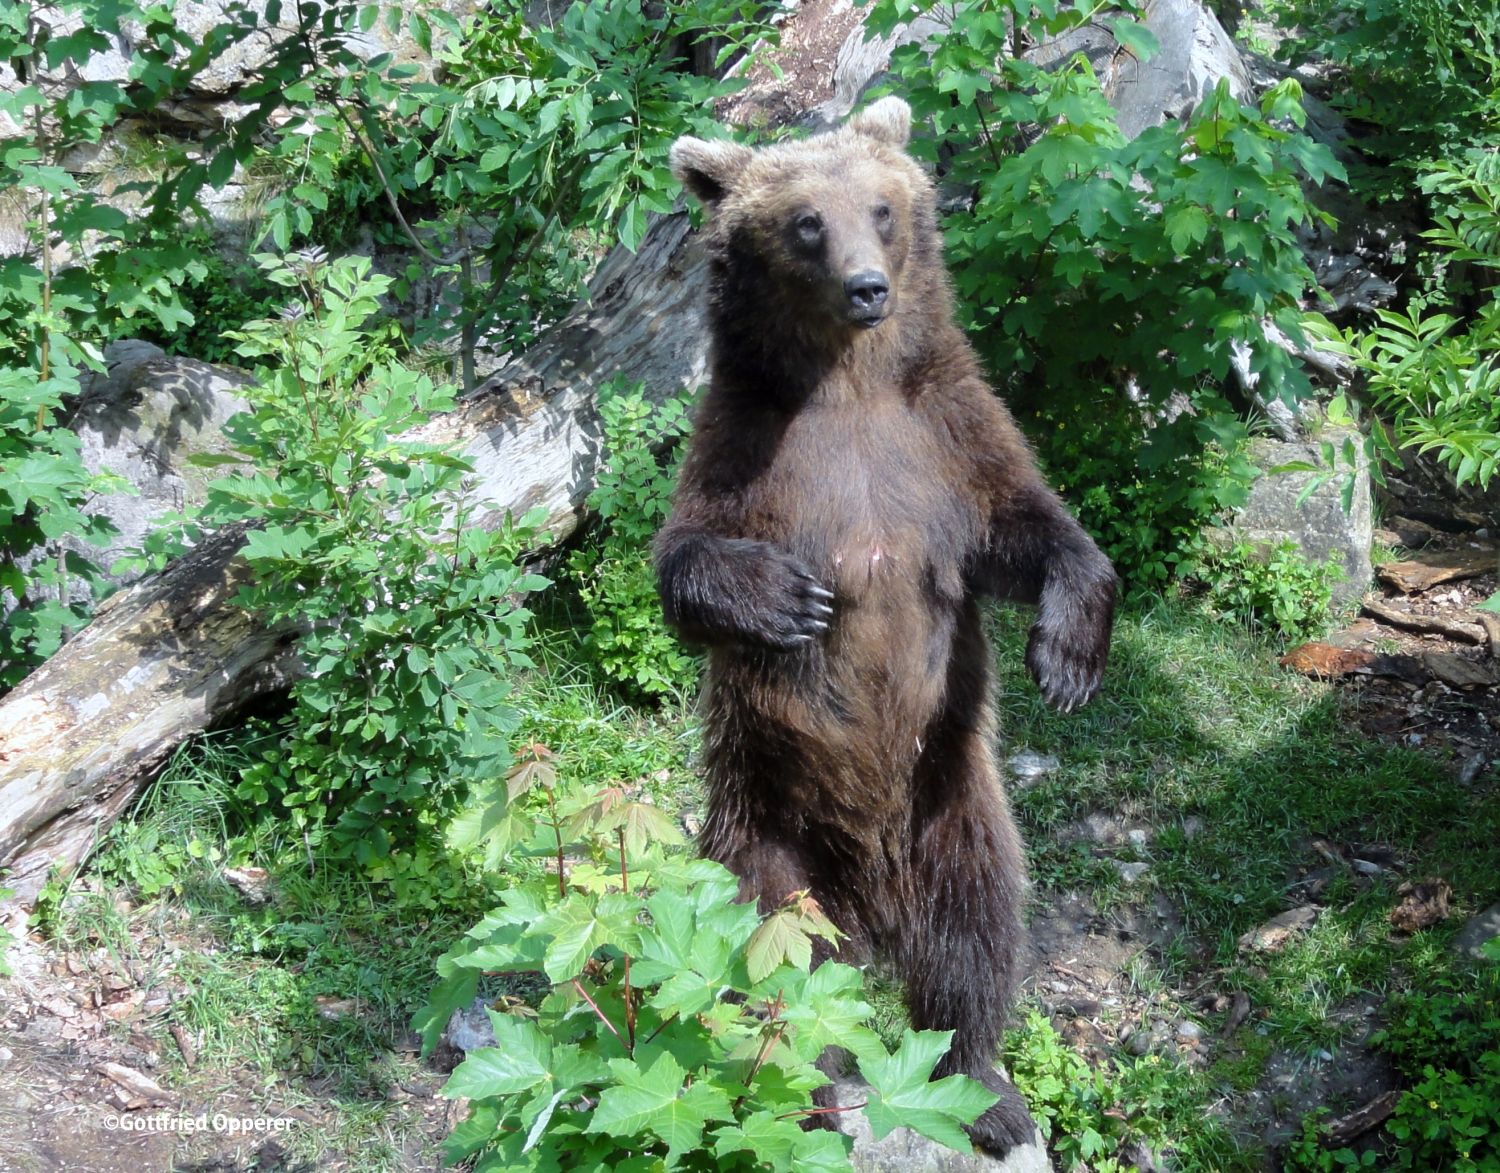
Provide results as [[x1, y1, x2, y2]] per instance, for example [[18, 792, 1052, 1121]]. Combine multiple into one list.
[[973, 487, 1117, 710], [972, 483, 1112, 603], [654, 527, 833, 650]]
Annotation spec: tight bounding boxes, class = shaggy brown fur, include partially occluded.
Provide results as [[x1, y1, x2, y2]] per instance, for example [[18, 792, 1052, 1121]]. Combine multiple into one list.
[[655, 97, 1118, 1156]]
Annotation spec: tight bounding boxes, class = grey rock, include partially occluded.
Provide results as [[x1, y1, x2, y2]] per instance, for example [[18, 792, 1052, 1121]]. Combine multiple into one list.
[[1115, 861, 1151, 885], [68, 340, 252, 590], [444, 996, 499, 1053], [832, 1076, 1053, 1172], [1452, 903, 1500, 962], [1006, 749, 1061, 787], [1228, 426, 1373, 608], [1035, 0, 1251, 139], [1175, 1020, 1203, 1044]]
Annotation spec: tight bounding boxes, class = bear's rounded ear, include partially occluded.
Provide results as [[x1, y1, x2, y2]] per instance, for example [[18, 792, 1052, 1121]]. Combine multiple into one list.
[[671, 136, 753, 210], [848, 96, 912, 147]]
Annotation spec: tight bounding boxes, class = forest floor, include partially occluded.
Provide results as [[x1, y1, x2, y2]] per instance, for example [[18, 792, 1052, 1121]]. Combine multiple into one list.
[[2, 544, 1498, 1173]]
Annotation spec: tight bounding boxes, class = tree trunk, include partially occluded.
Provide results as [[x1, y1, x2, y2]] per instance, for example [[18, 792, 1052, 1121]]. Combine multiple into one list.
[[0, 211, 706, 906]]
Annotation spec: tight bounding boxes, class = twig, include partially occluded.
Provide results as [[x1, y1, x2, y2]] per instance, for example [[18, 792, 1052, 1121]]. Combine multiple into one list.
[[640, 1011, 678, 1048], [777, 1100, 867, 1121], [571, 978, 627, 1050], [168, 1023, 198, 1070], [618, 827, 636, 1050]]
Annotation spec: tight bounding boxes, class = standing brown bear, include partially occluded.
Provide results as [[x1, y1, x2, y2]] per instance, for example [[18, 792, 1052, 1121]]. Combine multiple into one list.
[[655, 96, 1117, 1156]]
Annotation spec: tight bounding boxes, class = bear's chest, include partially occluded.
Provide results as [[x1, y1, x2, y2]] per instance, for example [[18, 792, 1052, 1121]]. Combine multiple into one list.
[[748, 393, 977, 606]]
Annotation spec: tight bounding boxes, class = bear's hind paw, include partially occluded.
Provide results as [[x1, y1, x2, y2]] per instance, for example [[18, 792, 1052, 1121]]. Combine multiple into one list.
[[965, 1076, 1040, 1158]]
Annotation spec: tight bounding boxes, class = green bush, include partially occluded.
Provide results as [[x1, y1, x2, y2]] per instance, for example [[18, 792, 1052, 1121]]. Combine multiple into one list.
[[417, 766, 999, 1171], [183, 253, 546, 896], [1330, 157, 1500, 495], [1184, 537, 1339, 641], [1031, 392, 1258, 596], [1265, 0, 1500, 191], [568, 386, 699, 701], [863, 0, 1343, 594], [1289, 967, 1500, 1172], [1004, 1009, 1240, 1171], [215, 0, 779, 390], [0, 0, 213, 687]]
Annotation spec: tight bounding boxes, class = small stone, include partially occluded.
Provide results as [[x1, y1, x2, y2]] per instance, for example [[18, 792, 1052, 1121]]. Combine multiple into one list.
[[1126, 828, 1150, 850], [1317, 1049, 1334, 1062], [1124, 1029, 1153, 1056], [1115, 861, 1150, 884], [1452, 903, 1500, 961], [831, 1073, 1053, 1171], [445, 997, 499, 1053], [1176, 1020, 1203, 1043], [40, 996, 79, 1020], [1458, 754, 1488, 786], [1238, 905, 1320, 954], [1007, 749, 1061, 786], [222, 866, 272, 905], [1181, 816, 1205, 839], [0, 1045, 12, 1068]]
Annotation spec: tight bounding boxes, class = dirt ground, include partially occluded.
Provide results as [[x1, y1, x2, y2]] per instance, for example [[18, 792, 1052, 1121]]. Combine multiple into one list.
[[0, 911, 459, 1173]]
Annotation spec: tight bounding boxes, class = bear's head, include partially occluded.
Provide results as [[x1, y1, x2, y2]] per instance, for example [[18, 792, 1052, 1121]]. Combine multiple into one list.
[[671, 98, 940, 339]]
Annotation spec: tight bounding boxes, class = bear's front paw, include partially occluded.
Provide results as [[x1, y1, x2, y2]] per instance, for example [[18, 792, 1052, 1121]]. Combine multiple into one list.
[[743, 549, 835, 651], [1025, 616, 1108, 713]]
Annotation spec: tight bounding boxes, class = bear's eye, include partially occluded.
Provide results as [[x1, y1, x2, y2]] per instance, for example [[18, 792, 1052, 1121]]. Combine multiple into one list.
[[873, 203, 892, 225], [793, 213, 824, 246]]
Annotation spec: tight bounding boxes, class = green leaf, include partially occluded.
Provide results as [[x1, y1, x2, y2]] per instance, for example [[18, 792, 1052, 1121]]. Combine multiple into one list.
[[745, 908, 813, 984], [860, 1030, 999, 1151], [534, 898, 612, 982], [443, 1013, 551, 1098], [1109, 17, 1159, 61], [587, 1052, 734, 1159]]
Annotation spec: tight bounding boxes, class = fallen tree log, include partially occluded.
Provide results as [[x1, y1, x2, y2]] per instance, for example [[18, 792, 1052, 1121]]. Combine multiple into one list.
[[0, 211, 707, 906]]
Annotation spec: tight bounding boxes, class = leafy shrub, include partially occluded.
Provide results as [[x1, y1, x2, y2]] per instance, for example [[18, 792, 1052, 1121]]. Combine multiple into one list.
[[1005, 1009, 1238, 1171], [1032, 392, 1258, 596], [140, 232, 289, 365], [0, 367, 122, 689], [1184, 537, 1338, 641], [1265, 0, 1500, 190], [1289, 968, 1500, 1172], [208, 0, 779, 391], [417, 759, 999, 1171], [568, 385, 699, 701], [0, 0, 214, 687], [863, 0, 1343, 594], [184, 253, 546, 894], [1331, 157, 1500, 494]]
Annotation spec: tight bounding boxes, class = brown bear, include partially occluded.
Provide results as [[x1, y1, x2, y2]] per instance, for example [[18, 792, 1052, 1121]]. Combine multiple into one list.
[[654, 96, 1117, 1156]]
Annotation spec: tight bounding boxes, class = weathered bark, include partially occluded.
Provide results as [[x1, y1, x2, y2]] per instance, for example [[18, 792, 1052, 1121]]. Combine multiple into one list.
[[0, 210, 707, 906]]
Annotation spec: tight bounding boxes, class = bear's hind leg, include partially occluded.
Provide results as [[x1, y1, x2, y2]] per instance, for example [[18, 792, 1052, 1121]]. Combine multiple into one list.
[[902, 729, 1038, 1156], [703, 820, 865, 1132]]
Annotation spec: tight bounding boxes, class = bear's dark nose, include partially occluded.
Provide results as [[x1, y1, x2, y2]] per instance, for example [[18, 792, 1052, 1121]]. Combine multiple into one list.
[[844, 270, 889, 317]]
